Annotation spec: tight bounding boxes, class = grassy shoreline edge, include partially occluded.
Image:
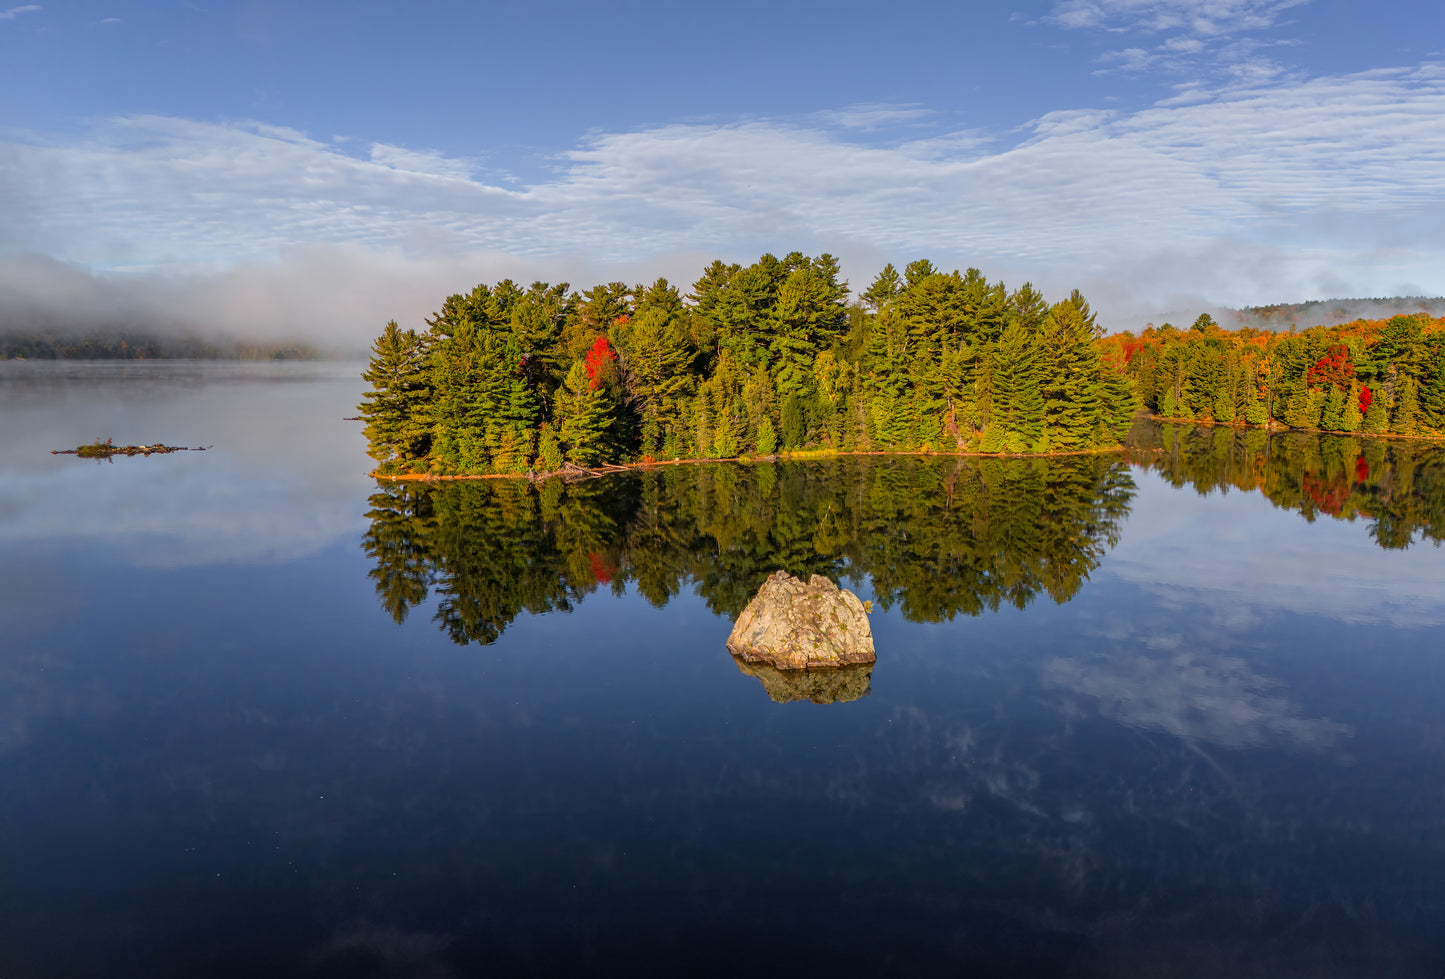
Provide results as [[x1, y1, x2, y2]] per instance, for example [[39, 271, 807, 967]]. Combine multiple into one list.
[[369, 444, 1129, 482]]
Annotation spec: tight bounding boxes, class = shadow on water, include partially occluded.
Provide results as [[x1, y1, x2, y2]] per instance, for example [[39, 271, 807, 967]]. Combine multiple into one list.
[[361, 454, 1138, 646]]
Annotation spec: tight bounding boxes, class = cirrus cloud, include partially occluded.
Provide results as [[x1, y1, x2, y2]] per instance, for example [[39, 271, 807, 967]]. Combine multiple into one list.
[[0, 62, 1442, 334]]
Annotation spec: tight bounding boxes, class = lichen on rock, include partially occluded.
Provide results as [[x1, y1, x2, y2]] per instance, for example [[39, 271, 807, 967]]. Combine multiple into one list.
[[725, 570, 875, 670]]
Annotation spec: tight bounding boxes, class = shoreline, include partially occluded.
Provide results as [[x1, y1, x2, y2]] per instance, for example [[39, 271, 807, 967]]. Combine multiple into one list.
[[1146, 413, 1445, 441], [370, 416, 1445, 484], [370, 444, 1128, 483]]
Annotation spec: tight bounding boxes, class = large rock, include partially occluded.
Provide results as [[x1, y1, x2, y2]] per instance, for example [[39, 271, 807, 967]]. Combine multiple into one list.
[[726, 570, 875, 670]]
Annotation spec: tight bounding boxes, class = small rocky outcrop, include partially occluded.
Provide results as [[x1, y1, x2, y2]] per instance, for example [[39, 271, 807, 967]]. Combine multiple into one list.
[[726, 570, 875, 670]]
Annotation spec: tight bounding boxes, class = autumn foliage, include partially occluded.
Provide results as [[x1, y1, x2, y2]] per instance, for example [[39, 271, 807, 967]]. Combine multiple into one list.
[[584, 335, 618, 391], [587, 551, 617, 584], [1307, 344, 1355, 391]]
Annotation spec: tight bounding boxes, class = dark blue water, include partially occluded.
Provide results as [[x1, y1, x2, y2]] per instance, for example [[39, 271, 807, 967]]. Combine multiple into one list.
[[3, 362, 1444, 977]]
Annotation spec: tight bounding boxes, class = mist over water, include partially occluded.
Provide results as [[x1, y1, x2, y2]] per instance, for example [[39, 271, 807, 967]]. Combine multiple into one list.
[[4, 250, 1441, 358], [3, 365, 1445, 977], [0, 360, 371, 564]]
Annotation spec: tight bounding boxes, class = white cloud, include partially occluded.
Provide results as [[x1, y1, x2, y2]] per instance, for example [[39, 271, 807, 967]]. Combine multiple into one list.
[[368, 143, 478, 181], [1053, 0, 1311, 78], [0, 4, 40, 20], [1051, 0, 1309, 37], [814, 103, 933, 131], [1, 63, 1443, 332]]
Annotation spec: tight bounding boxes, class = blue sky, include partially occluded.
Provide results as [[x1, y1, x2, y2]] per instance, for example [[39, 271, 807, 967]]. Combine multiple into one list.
[[1, 0, 1442, 341]]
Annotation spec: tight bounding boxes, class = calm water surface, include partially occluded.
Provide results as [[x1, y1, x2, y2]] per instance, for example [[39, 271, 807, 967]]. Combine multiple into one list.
[[3, 361, 1445, 977]]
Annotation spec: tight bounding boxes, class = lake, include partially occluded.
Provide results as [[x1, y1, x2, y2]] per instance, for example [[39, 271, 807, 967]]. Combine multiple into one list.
[[3, 361, 1445, 977]]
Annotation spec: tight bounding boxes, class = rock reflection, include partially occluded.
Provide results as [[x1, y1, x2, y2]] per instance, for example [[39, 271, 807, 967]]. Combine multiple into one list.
[[362, 455, 1137, 645], [730, 658, 873, 705]]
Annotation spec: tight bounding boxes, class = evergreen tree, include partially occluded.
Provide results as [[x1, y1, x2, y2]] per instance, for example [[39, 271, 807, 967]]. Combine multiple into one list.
[[1362, 391, 1389, 434], [755, 416, 778, 455], [1341, 382, 1363, 432], [555, 360, 615, 465], [1394, 375, 1422, 435], [1243, 386, 1268, 425], [359, 320, 431, 469], [861, 264, 902, 311], [1038, 295, 1103, 448], [1320, 387, 1344, 431], [983, 324, 1045, 453], [1097, 346, 1137, 440], [612, 307, 696, 451], [1161, 386, 1178, 418], [1284, 377, 1313, 429], [1213, 386, 1236, 424], [1419, 344, 1445, 430]]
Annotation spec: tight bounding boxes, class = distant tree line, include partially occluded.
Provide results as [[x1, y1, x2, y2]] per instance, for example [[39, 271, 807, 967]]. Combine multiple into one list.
[[0, 331, 317, 360], [1231, 297, 1445, 332], [358, 254, 1137, 475], [1107, 312, 1445, 437]]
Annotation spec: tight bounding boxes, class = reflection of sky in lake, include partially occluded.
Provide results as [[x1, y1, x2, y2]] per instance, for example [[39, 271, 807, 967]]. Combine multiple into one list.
[[2, 365, 1445, 977], [1105, 469, 1445, 627], [0, 361, 371, 565]]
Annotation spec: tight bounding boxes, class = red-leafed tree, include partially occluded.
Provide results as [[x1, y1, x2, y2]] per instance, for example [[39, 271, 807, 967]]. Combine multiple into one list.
[[584, 335, 618, 391], [1307, 344, 1355, 391], [1359, 385, 1373, 414]]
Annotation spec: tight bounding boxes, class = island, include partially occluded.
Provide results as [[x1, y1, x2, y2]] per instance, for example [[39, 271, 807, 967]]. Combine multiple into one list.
[[356, 253, 1137, 477]]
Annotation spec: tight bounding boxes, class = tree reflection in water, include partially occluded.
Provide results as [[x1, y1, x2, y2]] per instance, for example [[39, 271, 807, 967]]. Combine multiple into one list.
[[1126, 420, 1445, 549], [362, 455, 1136, 646]]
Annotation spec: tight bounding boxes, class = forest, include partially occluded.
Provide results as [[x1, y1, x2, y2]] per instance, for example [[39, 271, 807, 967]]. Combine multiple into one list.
[[1106, 311, 1445, 437], [362, 455, 1135, 646], [358, 253, 1137, 475]]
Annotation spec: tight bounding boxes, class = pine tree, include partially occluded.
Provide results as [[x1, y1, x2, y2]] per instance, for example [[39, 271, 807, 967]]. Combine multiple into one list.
[[537, 424, 564, 471], [1284, 377, 1312, 429], [1097, 350, 1137, 440], [1418, 346, 1445, 430], [1038, 295, 1103, 448], [1362, 391, 1389, 434], [780, 392, 807, 449], [1213, 386, 1237, 424], [1241, 367, 1268, 425], [555, 360, 614, 465], [755, 416, 778, 455], [1341, 382, 1363, 432], [359, 320, 431, 469], [984, 323, 1045, 453], [1393, 375, 1422, 435]]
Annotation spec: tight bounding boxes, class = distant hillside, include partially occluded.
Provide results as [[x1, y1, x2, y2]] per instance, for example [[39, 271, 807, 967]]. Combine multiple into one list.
[[1222, 297, 1445, 332], [0, 330, 319, 361]]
